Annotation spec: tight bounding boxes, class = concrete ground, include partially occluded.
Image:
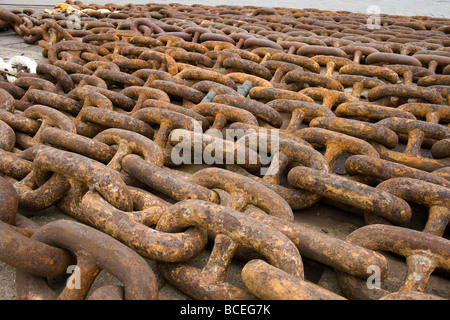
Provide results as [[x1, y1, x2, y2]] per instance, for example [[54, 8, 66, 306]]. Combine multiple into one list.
[[0, 2, 450, 301]]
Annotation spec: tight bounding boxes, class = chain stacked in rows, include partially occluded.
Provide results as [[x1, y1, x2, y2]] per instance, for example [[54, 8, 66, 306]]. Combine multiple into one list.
[[0, 1, 449, 300]]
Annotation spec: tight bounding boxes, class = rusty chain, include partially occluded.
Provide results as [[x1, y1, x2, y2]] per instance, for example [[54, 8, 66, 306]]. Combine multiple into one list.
[[0, 1, 449, 301]]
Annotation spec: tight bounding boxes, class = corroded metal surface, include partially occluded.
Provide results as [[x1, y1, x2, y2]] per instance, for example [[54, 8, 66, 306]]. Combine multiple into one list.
[[0, 1, 449, 301]]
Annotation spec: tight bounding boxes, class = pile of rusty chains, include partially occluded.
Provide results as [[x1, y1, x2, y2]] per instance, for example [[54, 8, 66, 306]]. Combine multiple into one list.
[[0, 1, 449, 300]]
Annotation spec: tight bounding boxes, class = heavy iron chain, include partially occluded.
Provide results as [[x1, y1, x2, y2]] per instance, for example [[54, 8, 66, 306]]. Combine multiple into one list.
[[0, 1, 449, 300]]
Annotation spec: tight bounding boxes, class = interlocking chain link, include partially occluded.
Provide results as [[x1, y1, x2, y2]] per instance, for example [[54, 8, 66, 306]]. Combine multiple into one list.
[[0, 1, 449, 300]]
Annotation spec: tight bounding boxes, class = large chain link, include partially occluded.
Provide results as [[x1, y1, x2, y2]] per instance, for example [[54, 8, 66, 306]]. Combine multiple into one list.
[[0, 1, 449, 300]]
